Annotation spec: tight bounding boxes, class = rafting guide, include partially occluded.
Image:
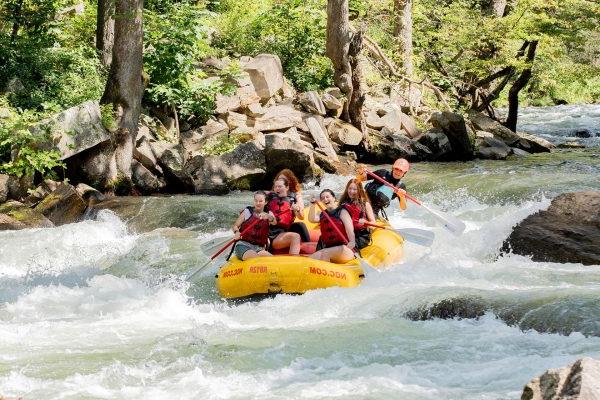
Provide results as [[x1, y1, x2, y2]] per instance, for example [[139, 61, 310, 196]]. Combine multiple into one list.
[[359, 158, 410, 219]]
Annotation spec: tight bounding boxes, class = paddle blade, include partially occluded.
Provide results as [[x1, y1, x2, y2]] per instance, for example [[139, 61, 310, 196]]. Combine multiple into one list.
[[422, 203, 466, 236], [186, 258, 213, 283], [393, 228, 435, 247], [200, 236, 230, 253]]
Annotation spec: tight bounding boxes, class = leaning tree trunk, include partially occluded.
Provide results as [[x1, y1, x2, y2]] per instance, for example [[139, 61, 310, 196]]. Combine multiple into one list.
[[348, 28, 367, 145], [326, 0, 352, 121], [100, 0, 144, 194], [393, 0, 413, 76], [96, 0, 115, 67], [505, 40, 538, 132]]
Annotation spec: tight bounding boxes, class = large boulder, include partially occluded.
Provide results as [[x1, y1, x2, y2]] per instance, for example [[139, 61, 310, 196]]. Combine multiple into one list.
[[327, 119, 363, 146], [243, 54, 284, 101], [468, 110, 521, 145], [22, 179, 60, 207], [475, 131, 512, 160], [263, 133, 322, 181], [297, 91, 326, 116], [150, 142, 193, 191], [185, 140, 266, 194], [502, 191, 600, 266], [7, 174, 34, 200], [253, 105, 305, 132], [133, 137, 160, 173], [30, 100, 111, 160], [0, 200, 54, 229], [521, 358, 600, 400], [132, 160, 166, 194], [0, 213, 27, 230], [430, 111, 475, 161], [417, 128, 452, 161], [365, 128, 417, 163], [0, 174, 8, 203], [515, 131, 555, 153], [34, 182, 87, 225], [305, 116, 339, 161]]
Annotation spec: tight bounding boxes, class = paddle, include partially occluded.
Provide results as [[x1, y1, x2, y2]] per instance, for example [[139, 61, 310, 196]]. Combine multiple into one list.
[[186, 216, 261, 283], [359, 167, 466, 236], [200, 235, 231, 253], [363, 221, 435, 247], [314, 201, 373, 271]]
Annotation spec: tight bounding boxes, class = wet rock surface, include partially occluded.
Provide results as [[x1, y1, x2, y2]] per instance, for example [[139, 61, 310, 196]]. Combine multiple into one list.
[[502, 191, 600, 266]]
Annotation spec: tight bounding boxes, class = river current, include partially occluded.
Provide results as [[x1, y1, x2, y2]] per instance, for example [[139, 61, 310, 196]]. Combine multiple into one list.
[[1, 106, 599, 399]]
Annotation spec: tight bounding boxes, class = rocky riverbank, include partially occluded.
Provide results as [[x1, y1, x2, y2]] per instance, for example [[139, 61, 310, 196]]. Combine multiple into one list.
[[0, 53, 556, 201]]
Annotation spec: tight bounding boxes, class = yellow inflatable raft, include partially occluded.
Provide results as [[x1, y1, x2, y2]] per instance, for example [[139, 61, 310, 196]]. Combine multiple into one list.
[[216, 214, 403, 299]]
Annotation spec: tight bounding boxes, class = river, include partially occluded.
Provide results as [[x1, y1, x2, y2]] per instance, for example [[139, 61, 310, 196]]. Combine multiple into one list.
[[1, 106, 599, 399]]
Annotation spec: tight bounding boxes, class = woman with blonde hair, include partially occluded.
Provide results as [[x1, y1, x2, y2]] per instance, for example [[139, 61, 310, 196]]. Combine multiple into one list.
[[338, 178, 376, 249]]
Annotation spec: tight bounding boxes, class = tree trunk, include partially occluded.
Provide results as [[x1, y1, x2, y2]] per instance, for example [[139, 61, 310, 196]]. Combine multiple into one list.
[[505, 41, 538, 132], [326, 0, 352, 121], [393, 0, 413, 76], [484, 0, 509, 17], [96, 0, 115, 67], [10, 0, 24, 43], [348, 28, 367, 145], [100, 0, 144, 194]]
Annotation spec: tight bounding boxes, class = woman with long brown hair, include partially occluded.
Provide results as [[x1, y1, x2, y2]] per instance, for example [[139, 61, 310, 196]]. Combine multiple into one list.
[[265, 176, 302, 254], [274, 168, 311, 242], [338, 178, 376, 249]]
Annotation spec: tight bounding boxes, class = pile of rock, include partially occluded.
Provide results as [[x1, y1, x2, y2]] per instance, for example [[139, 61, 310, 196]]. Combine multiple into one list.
[[0, 178, 103, 230], [0, 53, 557, 198]]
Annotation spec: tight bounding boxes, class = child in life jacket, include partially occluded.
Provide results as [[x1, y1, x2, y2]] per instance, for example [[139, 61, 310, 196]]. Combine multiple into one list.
[[307, 189, 355, 263], [266, 176, 302, 255], [362, 158, 410, 219], [338, 178, 377, 249], [231, 191, 275, 260]]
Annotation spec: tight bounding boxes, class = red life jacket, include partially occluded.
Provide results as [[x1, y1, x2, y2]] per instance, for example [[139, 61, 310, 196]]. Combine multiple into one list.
[[342, 201, 365, 231], [239, 207, 270, 247], [266, 192, 296, 230], [319, 208, 348, 248]]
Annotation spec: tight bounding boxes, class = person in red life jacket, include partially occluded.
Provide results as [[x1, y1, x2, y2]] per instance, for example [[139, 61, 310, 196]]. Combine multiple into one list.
[[231, 191, 275, 260], [360, 158, 410, 219], [338, 178, 377, 249], [307, 189, 355, 263], [267, 177, 302, 255], [274, 169, 311, 242]]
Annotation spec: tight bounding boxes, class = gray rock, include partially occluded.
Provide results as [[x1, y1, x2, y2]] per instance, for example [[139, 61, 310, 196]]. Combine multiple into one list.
[[305, 117, 339, 161], [253, 105, 304, 132], [224, 111, 252, 131], [468, 110, 521, 145], [321, 92, 343, 113], [327, 119, 363, 146], [521, 357, 600, 400], [0, 200, 54, 229], [298, 91, 326, 115], [380, 104, 404, 134], [22, 179, 60, 207], [244, 54, 284, 100], [0, 213, 27, 230], [365, 110, 385, 130], [511, 147, 531, 157], [133, 137, 159, 173], [515, 131, 555, 152], [418, 128, 452, 160], [264, 133, 322, 181], [150, 142, 193, 190], [476, 135, 512, 160], [366, 129, 417, 163], [7, 174, 34, 201], [30, 100, 111, 160], [34, 182, 87, 225], [132, 160, 165, 194], [215, 93, 241, 114], [430, 112, 475, 161], [185, 140, 267, 194], [0, 174, 8, 203], [502, 191, 600, 266], [400, 112, 420, 139], [75, 183, 105, 203]]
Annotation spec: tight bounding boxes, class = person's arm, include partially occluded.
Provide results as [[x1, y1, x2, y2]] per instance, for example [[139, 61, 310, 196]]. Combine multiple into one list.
[[364, 202, 376, 223], [293, 192, 305, 220], [340, 209, 355, 249], [231, 211, 246, 239], [307, 199, 320, 223]]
